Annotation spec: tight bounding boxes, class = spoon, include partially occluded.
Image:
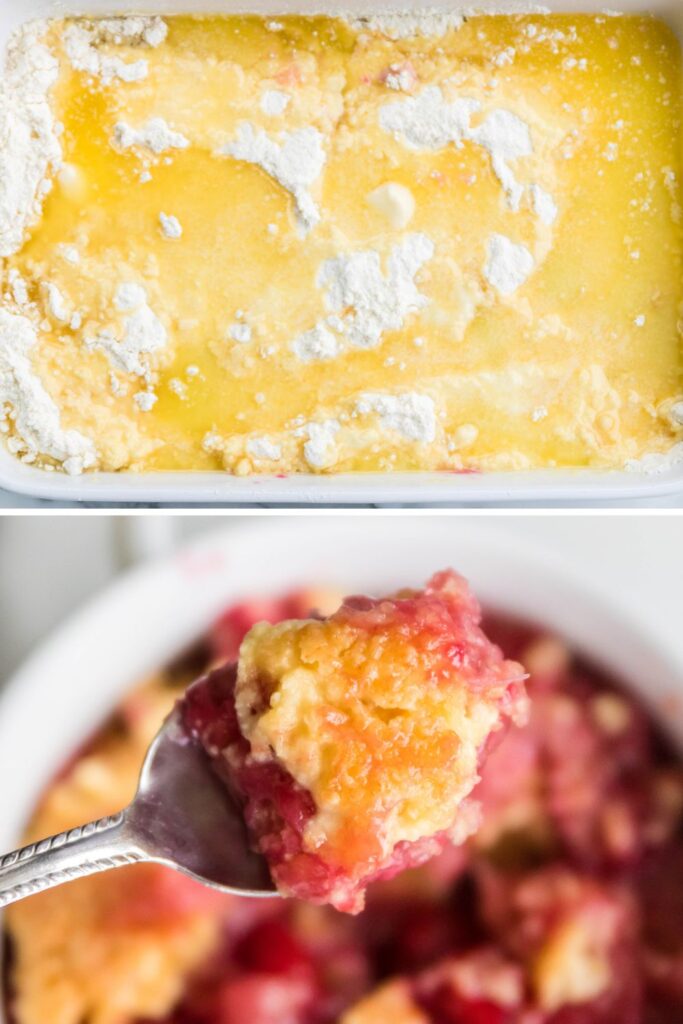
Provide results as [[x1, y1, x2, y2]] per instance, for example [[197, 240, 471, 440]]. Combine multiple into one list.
[[0, 706, 276, 908]]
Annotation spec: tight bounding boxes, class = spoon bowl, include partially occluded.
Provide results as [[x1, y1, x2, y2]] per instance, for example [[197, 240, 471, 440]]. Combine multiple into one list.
[[0, 706, 276, 908]]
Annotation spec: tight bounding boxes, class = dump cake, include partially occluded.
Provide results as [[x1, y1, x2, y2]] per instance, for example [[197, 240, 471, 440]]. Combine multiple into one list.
[[0, 13, 682, 476], [6, 584, 683, 1024], [180, 571, 527, 912]]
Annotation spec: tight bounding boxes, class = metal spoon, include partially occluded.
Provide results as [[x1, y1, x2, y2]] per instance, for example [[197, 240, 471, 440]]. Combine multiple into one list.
[[0, 706, 276, 908]]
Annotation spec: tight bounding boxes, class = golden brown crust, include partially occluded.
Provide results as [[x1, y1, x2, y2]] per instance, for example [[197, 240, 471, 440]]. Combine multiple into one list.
[[6, 674, 224, 1024]]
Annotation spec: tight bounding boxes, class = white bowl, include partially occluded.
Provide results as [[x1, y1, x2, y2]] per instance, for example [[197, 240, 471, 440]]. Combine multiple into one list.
[[1, 0, 683, 504], [1, 516, 682, 1017]]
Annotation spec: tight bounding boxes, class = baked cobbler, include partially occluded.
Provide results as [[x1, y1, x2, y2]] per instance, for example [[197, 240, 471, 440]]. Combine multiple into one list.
[[5, 584, 683, 1024], [180, 571, 527, 912], [0, 13, 682, 476]]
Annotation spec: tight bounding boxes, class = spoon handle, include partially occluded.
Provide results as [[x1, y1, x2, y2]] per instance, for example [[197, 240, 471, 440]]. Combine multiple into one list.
[[0, 810, 147, 908]]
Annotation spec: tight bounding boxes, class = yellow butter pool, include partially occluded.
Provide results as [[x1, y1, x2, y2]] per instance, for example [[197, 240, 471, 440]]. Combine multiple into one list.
[[2, 12, 683, 475]]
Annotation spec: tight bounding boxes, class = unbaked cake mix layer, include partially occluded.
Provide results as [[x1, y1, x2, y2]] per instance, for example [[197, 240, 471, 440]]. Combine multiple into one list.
[[0, 11, 682, 476]]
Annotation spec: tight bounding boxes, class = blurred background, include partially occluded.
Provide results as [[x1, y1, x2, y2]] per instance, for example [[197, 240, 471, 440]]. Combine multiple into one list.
[[1, 514, 681, 684]]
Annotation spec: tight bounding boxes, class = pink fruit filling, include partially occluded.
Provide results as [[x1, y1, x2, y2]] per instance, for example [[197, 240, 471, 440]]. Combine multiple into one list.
[[6, 589, 683, 1024]]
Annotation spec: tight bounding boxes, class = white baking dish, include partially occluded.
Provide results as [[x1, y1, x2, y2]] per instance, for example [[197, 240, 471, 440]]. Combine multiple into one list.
[[1, 516, 683, 1019], [1, 0, 682, 505]]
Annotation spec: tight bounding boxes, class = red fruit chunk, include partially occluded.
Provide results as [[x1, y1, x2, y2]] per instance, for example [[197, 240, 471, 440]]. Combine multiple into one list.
[[202, 975, 315, 1024], [234, 918, 315, 977], [421, 987, 511, 1024]]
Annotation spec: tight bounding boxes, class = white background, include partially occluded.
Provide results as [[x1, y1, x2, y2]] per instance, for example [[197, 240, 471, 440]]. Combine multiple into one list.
[[0, 514, 680, 685]]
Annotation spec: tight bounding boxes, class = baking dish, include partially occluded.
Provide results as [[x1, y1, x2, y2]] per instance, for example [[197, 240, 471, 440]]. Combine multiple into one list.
[[1, 515, 683, 1020], [1, 0, 682, 504]]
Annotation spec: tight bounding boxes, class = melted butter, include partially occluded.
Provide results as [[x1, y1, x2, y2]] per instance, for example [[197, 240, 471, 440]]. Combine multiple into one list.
[[5, 13, 683, 473]]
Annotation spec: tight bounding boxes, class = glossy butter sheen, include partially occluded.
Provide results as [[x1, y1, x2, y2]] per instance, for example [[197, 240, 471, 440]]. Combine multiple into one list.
[[3, 13, 683, 474]]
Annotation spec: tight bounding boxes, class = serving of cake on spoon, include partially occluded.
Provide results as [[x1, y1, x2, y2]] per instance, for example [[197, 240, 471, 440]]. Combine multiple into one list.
[[0, 570, 526, 914], [181, 570, 527, 913]]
